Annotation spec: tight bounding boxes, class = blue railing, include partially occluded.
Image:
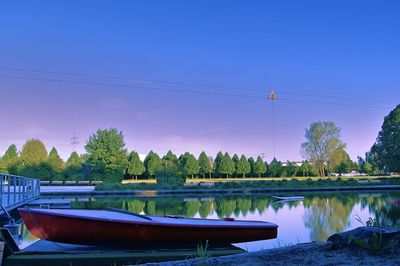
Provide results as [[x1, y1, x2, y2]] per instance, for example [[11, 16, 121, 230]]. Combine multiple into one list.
[[0, 173, 40, 209]]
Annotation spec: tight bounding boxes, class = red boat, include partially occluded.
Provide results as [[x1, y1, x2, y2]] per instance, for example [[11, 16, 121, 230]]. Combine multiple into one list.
[[19, 208, 278, 246]]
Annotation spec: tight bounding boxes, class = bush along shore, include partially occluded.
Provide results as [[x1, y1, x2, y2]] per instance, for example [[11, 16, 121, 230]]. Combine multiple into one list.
[[95, 177, 400, 192], [141, 226, 400, 266]]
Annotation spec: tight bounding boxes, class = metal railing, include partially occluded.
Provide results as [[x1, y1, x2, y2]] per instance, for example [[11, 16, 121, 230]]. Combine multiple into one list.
[[0, 173, 40, 209]]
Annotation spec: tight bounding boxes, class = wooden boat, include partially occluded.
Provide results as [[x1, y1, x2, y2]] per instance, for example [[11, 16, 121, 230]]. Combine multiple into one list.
[[19, 208, 278, 246]]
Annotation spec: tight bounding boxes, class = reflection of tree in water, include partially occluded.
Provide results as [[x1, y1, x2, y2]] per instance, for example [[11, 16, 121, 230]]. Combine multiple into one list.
[[151, 198, 185, 216], [123, 199, 145, 213], [361, 193, 400, 227], [303, 195, 356, 241], [235, 198, 252, 217], [199, 201, 214, 218], [145, 200, 156, 215], [253, 198, 270, 214], [184, 200, 201, 217], [216, 199, 237, 218]]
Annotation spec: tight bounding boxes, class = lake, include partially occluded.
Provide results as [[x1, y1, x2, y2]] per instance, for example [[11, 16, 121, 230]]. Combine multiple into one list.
[[17, 191, 400, 251]]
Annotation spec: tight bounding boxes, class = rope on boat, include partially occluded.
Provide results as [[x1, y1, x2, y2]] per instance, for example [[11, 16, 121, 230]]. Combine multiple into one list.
[[26, 209, 72, 250]]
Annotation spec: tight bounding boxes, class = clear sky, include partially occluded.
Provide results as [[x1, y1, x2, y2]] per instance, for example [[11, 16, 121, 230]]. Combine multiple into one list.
[[0, 0, 399, 161]]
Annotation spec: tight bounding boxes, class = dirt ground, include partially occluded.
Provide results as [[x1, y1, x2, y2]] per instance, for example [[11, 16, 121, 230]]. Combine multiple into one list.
[[142, 242, 400, 266]]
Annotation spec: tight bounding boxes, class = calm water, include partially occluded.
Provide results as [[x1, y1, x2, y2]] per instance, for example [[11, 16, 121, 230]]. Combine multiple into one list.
[[17, 191, 400, 251]]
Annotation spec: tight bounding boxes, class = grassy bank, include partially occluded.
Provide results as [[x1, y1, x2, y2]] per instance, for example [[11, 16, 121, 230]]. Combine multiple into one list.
[[96, 177, 400, 191]]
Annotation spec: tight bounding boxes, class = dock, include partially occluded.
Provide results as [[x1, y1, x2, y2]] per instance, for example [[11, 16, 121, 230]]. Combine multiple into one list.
[[0, 174, 40, 216], [0, 229, 245, 266]]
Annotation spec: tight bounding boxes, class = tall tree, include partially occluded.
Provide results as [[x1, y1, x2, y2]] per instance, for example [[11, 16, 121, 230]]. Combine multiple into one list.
[[63, 152, 83, 180], [268, 158, 282, 177], [198, 151, 212, 178], [285, 161, 298, 177], [328, 147, 353, 174], [2, 144, 19, 174], [254, 156, 267, 177], [20, 139, 48, 166], [218, 152, 235, 178], [301, 121, 345, 177], [232, 154, 240, 176], [179, 152, 199, 178], [371, 104, 400, 173], [2, 144, 18, 161], [300, 160, 312, 177], [85, 128, 128, 181], [127, 151, 145, 179], [18, 139, 51, 179], [67, 152, 83, 166], [162, 150, 179, 169], [247, 157, 255, 177], [48, 147, 65, 173], [0, 158, 8, 173], [143, 150, 162, 178], [236, 154, 251, 178], [214, 151, 224, 178]]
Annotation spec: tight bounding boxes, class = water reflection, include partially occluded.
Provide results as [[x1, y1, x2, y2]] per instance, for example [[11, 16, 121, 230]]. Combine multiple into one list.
[[18, 191, 400, 251]]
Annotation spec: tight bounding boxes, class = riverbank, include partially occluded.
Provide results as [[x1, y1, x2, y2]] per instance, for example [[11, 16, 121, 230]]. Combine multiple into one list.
[[40, 184, 400, 196], [142, 226, 400, 266], [142, 241, 398, 266]]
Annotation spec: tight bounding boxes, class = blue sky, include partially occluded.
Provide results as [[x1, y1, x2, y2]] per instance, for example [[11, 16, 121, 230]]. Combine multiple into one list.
[[0, 1, 399, 161]]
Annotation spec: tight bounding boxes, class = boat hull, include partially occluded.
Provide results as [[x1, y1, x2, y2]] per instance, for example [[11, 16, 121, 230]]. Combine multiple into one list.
[[19, 208, 278, 246]]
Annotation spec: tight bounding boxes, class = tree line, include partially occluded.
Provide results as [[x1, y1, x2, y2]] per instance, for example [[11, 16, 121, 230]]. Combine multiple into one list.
[[0, 129, 363, 182], [1, 104, 398, 182]]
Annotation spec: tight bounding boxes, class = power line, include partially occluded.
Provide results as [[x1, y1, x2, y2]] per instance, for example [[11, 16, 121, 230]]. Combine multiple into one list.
[[279, 91, 396, 105], [0, 74, 264, 99], [278, 97, 393, 109], [0, 70, 395, 110], [0, 66, 260, 93]]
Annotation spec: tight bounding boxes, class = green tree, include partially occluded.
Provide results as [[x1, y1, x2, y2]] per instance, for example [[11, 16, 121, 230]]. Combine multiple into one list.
[[236, 154, 251, 178], [67, 152, 83, 165], [328, 147, 351, 174], [143, 151, 162, 178], [218, 152, 235, 178], [155, 161, 185, 186], [0, 158, 8, 173], [232, 154, 239, 176], [179, 152, 199, 178], [127, 151, 145, 179], [254, 156, 267, 177], [2, 144, 19, 174], [268, 158, 282, 177], [300, 160, 312, 177], [198, 151, 212, 178], [301, 121, 345, 177], [162, 150, 179, 166], [214, 152, 224, 178], [247, 157, 255, 177], [18, 139, 50, 179], [2, 144, 18, 161], [285, 161, 298, 177], [47, 147, 65, 175], [85, 128, 128, 182], [366, 144, 385, 174], [63, 152, 83, 180], [371, 104, 400, 173], [20, 139, 48, 166]]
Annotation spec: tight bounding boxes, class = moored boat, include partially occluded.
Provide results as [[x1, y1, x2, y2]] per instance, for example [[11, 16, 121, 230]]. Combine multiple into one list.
[[19, 208, 278, 246]]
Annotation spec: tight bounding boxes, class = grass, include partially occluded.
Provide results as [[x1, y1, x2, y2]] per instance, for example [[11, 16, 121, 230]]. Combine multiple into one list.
[[121, 175, 388, 184], [352, 216, 399, 255], [95, 177, 400, 191], [196, 240, 211, 258]]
